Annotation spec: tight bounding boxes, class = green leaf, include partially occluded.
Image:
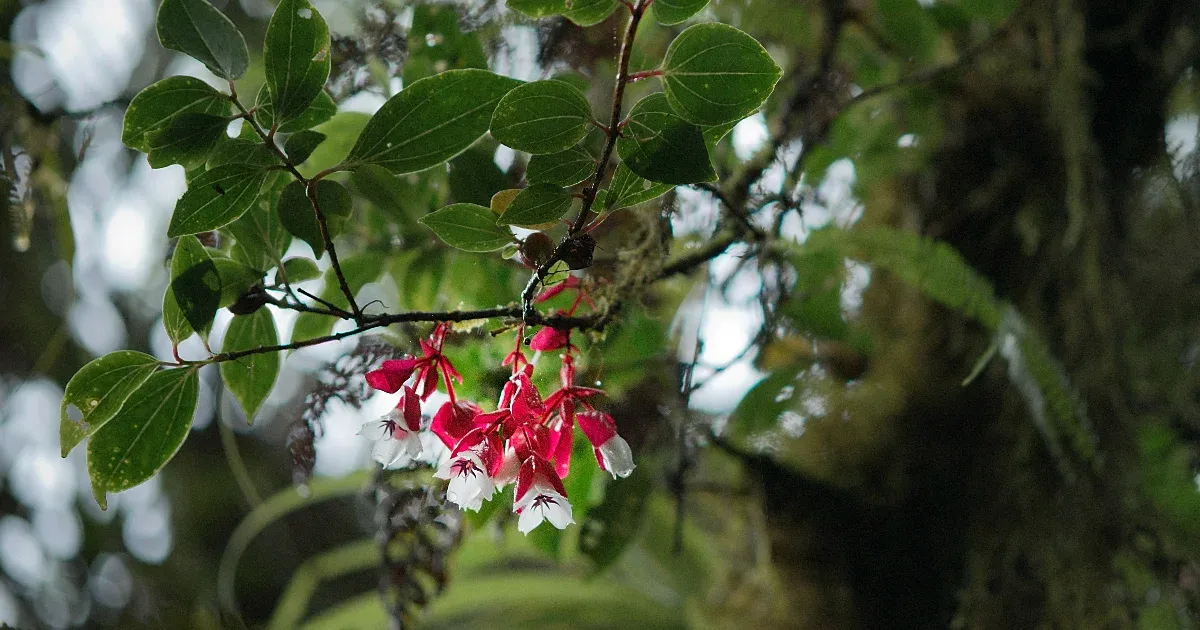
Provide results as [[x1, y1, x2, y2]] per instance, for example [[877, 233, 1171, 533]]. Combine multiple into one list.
[[146, 113, 230, 169], [604, 163, 673, 211], [87, 367, 200, 509], [221, 309, 280, 422], [660, 23, 783, 126], [264, 0, 331, 124], [616, 93, 715, 185], [207, 138, 281, 168], [877, 0, 937, 63], [297, 112, 371, 176], [277, 180, 352, 258], [349, 164, 423, 228], [168, 164, 268, 236], [419, 203, 513, 252], [59, 351, 160, 458], [163, 235, 222, 344], [227, 190, 292, 270], [156, 0, 249, 80], [283, 130, 326, 165], [211, 256, 266, 308], [281, 257, 321, 283], [256, 86, 337, 133], [506, 0, 619, 26], [653, 0, 708, 25], [490, 80, 593, 155], [527, 145, 594, 187], [496, 184, 574, 227], [122, 76, 231, 153], [345, 69, 521, 174]]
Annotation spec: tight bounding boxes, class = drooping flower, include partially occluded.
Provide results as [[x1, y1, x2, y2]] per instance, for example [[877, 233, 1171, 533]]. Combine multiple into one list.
[[576, 410, 635, 479], [363, 323, 462, 402], [513, 457, 573, 534], [434, 447, 496, 511], [358, 385, 423, 467]]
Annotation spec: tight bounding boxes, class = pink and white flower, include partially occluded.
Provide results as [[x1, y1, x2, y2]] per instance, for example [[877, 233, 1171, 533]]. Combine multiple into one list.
[[358, 385, 423, 467], [513, 458, 574, 534], [434, 445, 497, 511], [577, 411, 635, 479]]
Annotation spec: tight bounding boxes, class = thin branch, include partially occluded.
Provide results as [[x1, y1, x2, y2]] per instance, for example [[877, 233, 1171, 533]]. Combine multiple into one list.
[[306, 181, 363, 323], [227, 83, 363, 321], [519, 0, 650, 318], [176, 305, 612, 367]]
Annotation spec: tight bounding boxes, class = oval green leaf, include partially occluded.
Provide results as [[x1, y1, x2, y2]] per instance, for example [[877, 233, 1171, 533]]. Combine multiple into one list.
[[87, 367, 200, 509], [660, 23, 783, 126], [122, 76, 231, 153], [419, 203, 513, 252], [60, 351, 161, 458], [146, 112, 230, 169], [604, 163, 673, 211], [207, 138, 281, 168], [156, 0, 249, 80], [653, 0, 709, 25], [345, 69, 521, 174], [280, 257, 321, 283], [227, 191, 293, 271], [507, 0, 619, 26], [277, 180, 351, 258], [616, 92, 715, 185], [283, 130, 326, 165], [210, 255, 266, 308], [168, 164, 269, 236], [527, 146, 595, 187], [264, 0, 331, 124], [497, 184, 573, 227], [256, 86, 337, 133], [163, 235, 222, 344], [491, 80, 593, 155], [221, 309, 280, 423]]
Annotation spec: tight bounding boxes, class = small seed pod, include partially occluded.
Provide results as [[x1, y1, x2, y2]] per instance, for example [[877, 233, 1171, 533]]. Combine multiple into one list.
[[560, 234, 595, 270], [520, 232, 555, 268]]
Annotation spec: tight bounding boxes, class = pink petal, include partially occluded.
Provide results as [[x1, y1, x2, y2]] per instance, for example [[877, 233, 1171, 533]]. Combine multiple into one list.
[[529, 327, 570, 351], [577, 410, 618, 446]]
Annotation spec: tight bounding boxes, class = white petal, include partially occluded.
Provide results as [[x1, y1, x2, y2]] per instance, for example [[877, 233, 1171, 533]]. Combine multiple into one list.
[[357, 419, 389, 441], [599, 436, 636, 479], [370, 438, 404, 466], [517, 505, 544, 534], [433, 456, 455, 480], [542, 497, 574, 530]]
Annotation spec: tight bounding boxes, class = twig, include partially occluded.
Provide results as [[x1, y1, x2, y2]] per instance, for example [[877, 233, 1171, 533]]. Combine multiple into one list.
[[520, 0, 650, 318], [227, 82, 362, 320]]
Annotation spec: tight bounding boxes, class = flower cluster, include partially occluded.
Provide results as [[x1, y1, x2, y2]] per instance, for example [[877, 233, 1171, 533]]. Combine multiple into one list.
[[357, 283, 634, 534]]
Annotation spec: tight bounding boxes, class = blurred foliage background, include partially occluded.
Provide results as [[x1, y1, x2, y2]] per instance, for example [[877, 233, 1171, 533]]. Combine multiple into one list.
[[3, 0, 1200, 627]]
